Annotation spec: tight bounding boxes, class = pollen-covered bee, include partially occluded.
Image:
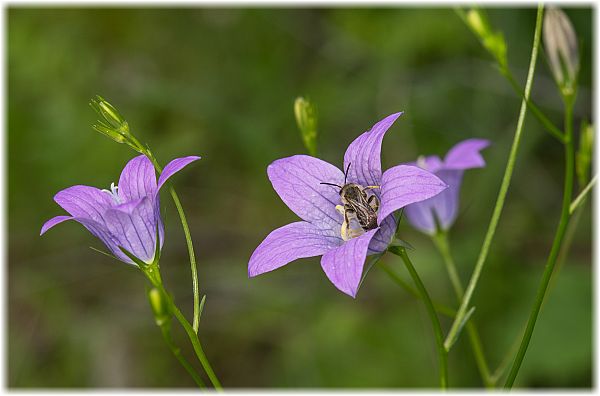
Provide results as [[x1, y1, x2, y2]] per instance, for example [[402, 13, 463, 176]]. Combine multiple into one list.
[[321, 163, 380, 241]]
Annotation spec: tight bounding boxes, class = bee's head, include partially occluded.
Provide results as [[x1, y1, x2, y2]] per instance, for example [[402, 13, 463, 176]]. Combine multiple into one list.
[[339, 183, 363, 201]]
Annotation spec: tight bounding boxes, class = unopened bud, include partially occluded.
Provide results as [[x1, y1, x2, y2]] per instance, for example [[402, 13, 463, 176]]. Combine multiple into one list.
[[90, 95, 131, 139], [543, 7, 579, 95], [92, 123, 128, 144], [294, 97, 318, 156], [465, 9, 507, 70]]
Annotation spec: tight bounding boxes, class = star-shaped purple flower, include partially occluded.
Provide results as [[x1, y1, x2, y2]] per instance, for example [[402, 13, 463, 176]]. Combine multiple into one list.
[[404, 139, 490, 235], [41, 154, 200, 265], [248, 112, 448, 297]]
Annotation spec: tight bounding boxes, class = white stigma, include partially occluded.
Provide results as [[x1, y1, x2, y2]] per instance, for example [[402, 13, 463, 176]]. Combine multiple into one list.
[[102, 182, 121, 204], [417, 155, 427, 170]]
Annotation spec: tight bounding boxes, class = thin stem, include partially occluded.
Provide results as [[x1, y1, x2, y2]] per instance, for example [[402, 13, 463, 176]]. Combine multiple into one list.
[[378, 261, 456, 318], [168, 292, 223, 390], [149, 278, 223, 390], [158, 325, 206, 388], [389, 246, 448, 389], [432, 233, 463, 297], [553, 196, 586, 291], [503, 70, 566, 143], [445, 4, 544, 351], [570, 175, 597, 214], [504, 93, 576, 389], [432, 232, 493, 388], [144, 150, 201, 334], [490, 324, 525, 384]]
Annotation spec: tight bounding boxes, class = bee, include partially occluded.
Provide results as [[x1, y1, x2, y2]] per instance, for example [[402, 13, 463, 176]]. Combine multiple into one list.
[[320, 163, 380, 241]]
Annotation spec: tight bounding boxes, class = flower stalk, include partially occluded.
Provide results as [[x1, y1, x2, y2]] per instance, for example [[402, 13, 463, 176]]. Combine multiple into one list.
[[388, 246, 448, 389], [135, 258, 222, 390], [504, 91, 576, 389], [144, 150, 202, 334], [445, 4, 544, 353], [147, 287, 206, 388], [432, 231, 493, 388]]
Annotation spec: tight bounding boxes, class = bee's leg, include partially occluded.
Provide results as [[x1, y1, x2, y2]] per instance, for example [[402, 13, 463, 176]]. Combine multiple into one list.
[[340, 208, 355, 241], [366, 185, 380, 190], [335, 205, 345, 216], [368, 194, 380, 212]]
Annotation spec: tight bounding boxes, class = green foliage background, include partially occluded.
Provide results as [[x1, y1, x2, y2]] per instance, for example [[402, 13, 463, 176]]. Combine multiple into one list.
[[8, 7, 592, 388]]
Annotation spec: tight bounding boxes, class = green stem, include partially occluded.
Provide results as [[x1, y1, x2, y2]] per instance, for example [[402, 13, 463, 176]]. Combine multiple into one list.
[[389, 246, 448, 389], [158, 324, 206, 388], [144, 268, 222, 390], [143, 150, 201, 334], [504, 93, 576, 389], [378, 261, 456, 318], [445, 4, 544, 351], [553, 197, 586, 291], [432, 232, 493, 388], [570, 175, 596, 214], [503, 70, 566, 143], [167, 291, 223, 390]]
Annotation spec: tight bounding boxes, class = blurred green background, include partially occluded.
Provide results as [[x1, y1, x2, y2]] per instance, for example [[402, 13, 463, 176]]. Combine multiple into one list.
[[8, 7, 592, 388]]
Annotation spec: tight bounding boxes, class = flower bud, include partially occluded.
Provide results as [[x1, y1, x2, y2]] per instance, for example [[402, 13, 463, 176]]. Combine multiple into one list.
[[543, 7, 579, 95], [464, 8, 507, 70], [294, 97, 318, 156], [92, 123, 128, 144], [576, 121, 593, 187], [89, 95, 131, 138], [147, 288, 170, 327]]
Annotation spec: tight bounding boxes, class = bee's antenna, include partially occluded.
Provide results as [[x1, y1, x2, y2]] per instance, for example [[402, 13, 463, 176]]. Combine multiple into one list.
[[320, 182, 342, 189], [344, 162, 351, 185]]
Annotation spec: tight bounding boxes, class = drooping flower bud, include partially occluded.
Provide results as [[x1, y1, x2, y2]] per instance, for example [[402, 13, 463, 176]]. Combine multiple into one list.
[[576, 121, 593, 187], [294, 97, 318, 156], [543, 7, 579, 96], [464, 8, 508, 70]]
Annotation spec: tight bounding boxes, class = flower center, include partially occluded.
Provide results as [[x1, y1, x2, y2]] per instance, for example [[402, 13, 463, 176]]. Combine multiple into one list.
[[102, 182, 121, 204], [335, 183, 380, 241]]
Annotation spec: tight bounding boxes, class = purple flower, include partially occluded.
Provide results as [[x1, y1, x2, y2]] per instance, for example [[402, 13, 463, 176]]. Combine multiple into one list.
[[41, 154, 200, 265], [404, 139, 490, 235], [248, 112, 448, 297]]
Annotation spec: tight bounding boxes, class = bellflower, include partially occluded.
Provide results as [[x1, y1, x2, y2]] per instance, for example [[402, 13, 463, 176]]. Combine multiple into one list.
[[248, 112, 448, 297], [41, 154, 200, 265], [404, 139, 490, 235]]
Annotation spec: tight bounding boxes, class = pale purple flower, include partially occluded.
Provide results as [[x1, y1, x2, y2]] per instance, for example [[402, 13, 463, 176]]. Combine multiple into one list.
[[41, 154, 200, 265], [248, 112, 448, 297], [404, 139, 490, 235]]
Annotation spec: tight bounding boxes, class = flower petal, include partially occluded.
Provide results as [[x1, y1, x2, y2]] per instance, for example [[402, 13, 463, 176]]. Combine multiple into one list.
[[267, 155, 345, 230], [249, 221, 341, 277], [369, 213, 397, 254], [405, 155, 444, 173], [320, 228, 379, 298], [443, 139, 491, 170], [104, 197, 159, 264], [378, 165, 448, 225], [54, 185, 115, 224], [118, 155, 158, 201], [404, 169, 464, 234], [343, 112, 403, 187], [40, 215, 73, 235], [157, 156, 201, 191], [73, 216, 131, 263]]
